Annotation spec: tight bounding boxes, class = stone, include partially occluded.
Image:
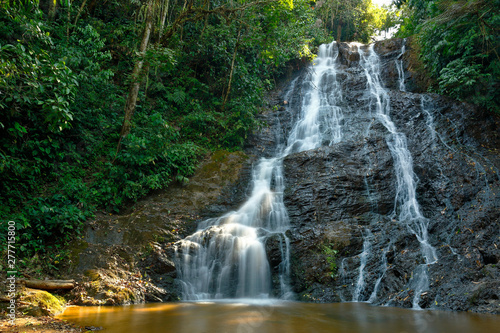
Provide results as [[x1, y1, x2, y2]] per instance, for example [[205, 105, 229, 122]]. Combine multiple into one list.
[[279, 39, 500, 314]]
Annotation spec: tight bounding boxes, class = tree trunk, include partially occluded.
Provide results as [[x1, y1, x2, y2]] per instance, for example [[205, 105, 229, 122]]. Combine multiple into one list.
[[336, 21, 342, 43], [48, 0, 58, 20], [21, 279, 75, 290], [114, 3, 154, 161], [66, 0, 71, 40], [330, 7, 334, 32], [73, 0, 88, 26], [88, 0, 98, 14], [39, 0, 59, 20], [158, 0, 170, 40], [222, 29, 241, 110], [202, 0, 209, 35]]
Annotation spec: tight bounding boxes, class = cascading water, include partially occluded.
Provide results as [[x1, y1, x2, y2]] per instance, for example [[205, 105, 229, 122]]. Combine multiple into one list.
[[358, 44, 438, 309], [175, 40, 441, 309], [395, 40, 406, 92], [175, 42, 343, 300], [368, 244, 390, 303], [352, 230, 372, 302]]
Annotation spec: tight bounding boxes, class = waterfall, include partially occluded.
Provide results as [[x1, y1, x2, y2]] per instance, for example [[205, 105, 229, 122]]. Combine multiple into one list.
[[421, 95, 437, 144], [396, 39, 406, 92], [352, 230, 372, 302], [358, 44, 437, 309], [368, 244, 390, 303], [175, 42, 343, 300], [285, 43, 343, 154], [175, 40, 439, 308]]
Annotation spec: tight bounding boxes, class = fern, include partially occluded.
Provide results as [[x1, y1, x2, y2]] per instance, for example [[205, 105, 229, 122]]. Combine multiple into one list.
[[168, 88, 187, 105]]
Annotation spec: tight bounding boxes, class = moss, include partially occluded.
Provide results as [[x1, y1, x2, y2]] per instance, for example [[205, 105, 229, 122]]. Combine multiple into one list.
[[77, 270, 138, 306], [81, 275, 104, 299], [114, 288, 135, 303], [197, 150, 248, 182], [212, 150, 232, 162], [101, 285, 135, 305], [84, 269, 102, 281], [322, 244, 339, 278], [20, 289, 66, 316]]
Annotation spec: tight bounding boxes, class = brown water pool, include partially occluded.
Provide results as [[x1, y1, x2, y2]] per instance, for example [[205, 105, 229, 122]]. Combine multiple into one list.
[[57, 300, 500, 333]]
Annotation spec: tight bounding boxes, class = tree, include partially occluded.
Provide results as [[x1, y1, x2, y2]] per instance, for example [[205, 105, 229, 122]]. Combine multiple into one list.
[[313, 0, 387, 42], [397, 0, 499, 114], [115, 0, 307, 157], [379, 5, 399, 38], [0, 0, 325, 260], [115, 1, 154, 160], [39, 0, 60, 20]]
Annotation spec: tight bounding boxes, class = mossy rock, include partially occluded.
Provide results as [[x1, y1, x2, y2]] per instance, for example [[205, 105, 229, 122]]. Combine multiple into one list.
[[84, 269, 102, 281], [103, 287, 135, 305], [20, 289, 66, 316], [195, 150, 248, 185]]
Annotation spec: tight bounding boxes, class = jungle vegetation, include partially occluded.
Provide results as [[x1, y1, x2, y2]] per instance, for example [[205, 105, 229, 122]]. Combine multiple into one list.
[[396, 0, 499, 114], [0, 0, 497, 274]]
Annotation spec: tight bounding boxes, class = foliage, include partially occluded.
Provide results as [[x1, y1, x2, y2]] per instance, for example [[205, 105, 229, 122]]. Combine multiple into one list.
[[313, 0, 391, 43], [0, 0, 398, 272], [0, 10, 78, 132], [0, 0, 330, 265], [322, 244, 339, 278], [378, 4, 401, 37], [397, 0, 499, 114]]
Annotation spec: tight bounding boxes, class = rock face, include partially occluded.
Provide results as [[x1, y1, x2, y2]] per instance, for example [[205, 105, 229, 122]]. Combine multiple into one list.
[[67, 38, 499, 314], [65, 77, 293, 305], [67, 150, 255, 304], [282, 39, 500, 313]]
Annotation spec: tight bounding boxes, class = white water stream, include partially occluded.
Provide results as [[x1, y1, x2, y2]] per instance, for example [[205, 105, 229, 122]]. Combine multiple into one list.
[[395, 39, 406, 92], [357, 44, 438, 309], [352, 230, 372, 302], [175, 42, 343, 300], [176, 41, 438, 309]]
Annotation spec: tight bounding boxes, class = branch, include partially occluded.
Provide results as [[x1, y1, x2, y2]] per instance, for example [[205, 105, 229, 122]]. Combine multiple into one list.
[[73, 0, 88, 26]]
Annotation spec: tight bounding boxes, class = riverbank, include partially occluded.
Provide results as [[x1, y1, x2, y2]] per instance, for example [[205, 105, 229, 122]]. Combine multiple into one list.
[[0, 316, 85, 332]]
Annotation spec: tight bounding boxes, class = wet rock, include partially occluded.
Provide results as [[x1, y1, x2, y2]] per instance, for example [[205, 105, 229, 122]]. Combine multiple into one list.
[[64, 38, 500, 314], [67, 150, 254, 305], [338, 42, 360, 66], [265, 233, 287, 270], [85, 326, 103, 331], [284, 140, 397, 227], [374, 38, 403, 56], [281, 38, 500, 314], [16, 289, 66, 316]]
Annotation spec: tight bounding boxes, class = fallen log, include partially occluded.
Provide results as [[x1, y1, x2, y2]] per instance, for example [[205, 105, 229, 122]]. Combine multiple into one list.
[[19, 279, 76, 290]]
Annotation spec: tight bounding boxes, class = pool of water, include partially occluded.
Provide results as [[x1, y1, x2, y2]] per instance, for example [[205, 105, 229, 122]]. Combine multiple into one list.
[[57, 301, 500, 333]]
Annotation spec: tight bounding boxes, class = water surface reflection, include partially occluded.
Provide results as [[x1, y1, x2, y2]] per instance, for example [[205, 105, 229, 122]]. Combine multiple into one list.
[[58, 301, 500, 333]]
